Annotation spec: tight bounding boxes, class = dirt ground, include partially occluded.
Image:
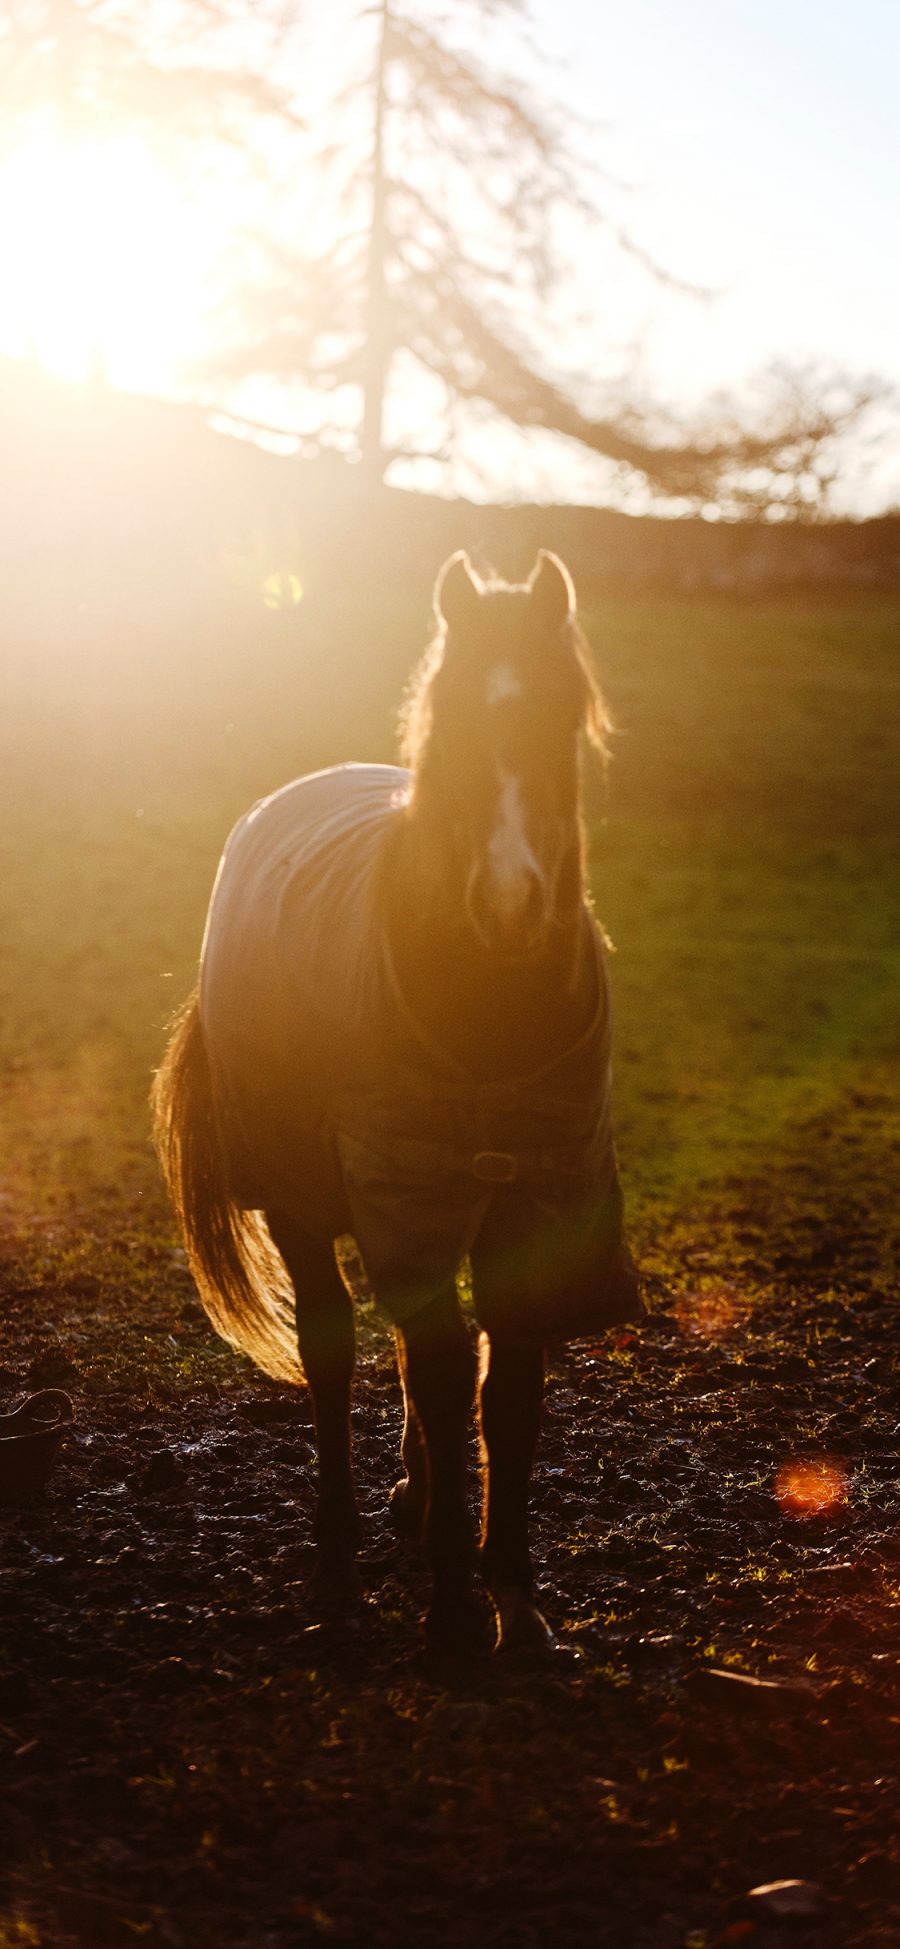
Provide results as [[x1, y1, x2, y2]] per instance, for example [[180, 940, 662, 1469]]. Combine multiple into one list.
[[2, 1114, 899, 1949]]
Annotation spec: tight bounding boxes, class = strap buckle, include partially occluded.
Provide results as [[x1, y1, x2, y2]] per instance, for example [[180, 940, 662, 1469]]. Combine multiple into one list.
[[472, 1150, 518, 1184]]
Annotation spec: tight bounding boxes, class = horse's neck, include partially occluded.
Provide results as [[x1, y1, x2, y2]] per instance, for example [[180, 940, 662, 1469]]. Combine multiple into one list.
[[383, 824, 597, 1082]]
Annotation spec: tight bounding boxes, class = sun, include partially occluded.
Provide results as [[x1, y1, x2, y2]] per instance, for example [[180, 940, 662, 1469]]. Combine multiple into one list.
[[0, 122, 218, 390]]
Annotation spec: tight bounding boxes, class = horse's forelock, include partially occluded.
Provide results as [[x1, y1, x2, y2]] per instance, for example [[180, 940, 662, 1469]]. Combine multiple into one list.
[[399, 576, 611, 786]]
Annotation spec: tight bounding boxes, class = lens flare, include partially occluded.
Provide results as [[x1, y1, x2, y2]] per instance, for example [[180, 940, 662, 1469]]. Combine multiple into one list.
[[775, 1458, 848, 1517], [262, 571, 304, 611], [674, 1284, 739, 1340]]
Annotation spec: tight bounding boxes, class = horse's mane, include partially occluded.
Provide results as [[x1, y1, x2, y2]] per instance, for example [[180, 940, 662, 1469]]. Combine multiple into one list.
[[398, 589, 612, 782]]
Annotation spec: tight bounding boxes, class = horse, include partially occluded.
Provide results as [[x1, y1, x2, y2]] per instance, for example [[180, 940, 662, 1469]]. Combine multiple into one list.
[[151, 549, 642, 1656]]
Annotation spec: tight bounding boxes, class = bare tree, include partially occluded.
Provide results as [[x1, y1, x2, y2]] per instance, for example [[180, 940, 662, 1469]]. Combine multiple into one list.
[[685, 363, 894, 522], [208, 0, 886, 513]]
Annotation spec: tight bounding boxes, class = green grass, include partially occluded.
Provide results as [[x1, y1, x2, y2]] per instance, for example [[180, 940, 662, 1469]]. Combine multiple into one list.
[[1, 587, 897, 1276], [589, 599, 900, 1226]]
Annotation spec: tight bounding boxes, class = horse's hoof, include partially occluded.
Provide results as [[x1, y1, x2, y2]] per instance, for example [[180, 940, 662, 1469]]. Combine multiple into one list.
[[492, 1587, 574, 1662], [388, 1477, 425, 1539]]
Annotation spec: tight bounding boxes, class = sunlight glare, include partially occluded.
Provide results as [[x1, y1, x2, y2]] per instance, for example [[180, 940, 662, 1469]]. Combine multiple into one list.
[[0, 125, 216, 388]]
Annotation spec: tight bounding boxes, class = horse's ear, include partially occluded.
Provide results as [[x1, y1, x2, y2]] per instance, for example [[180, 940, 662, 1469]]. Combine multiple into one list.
[[529, 550, 575, 630], [434, 551, 482, 633]]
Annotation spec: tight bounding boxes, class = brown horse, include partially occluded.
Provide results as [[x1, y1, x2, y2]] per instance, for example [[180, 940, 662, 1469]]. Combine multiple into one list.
[[151, 551, 641, 1655]]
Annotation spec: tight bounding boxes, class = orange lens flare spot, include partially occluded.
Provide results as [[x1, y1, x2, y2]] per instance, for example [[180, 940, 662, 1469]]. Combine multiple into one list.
[[775, 1458, 848, 1517], [674, 1285, 738, 1340]]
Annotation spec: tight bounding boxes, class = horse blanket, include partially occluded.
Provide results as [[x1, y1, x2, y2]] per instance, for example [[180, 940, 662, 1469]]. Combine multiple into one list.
[[199, 763, 643, 1343]]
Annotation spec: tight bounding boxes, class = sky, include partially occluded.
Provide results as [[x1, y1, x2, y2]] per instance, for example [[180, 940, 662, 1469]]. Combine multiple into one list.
[[0, 0, 897, 513], [519, 0, 900, 510]]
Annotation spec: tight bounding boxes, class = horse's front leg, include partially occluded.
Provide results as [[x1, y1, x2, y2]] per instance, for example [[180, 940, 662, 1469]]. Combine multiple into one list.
[[266, 1210, 360, 1588], [398, 1288, 481, 1650], [478, 1335, 556, 1653]]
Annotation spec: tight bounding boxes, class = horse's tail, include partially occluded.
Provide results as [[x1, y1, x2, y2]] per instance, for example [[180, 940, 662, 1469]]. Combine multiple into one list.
[[150, 991, 303, 1385]]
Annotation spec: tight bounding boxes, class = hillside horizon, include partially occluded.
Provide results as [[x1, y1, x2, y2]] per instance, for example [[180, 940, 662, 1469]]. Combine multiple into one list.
[[3, 360, 899, 600]]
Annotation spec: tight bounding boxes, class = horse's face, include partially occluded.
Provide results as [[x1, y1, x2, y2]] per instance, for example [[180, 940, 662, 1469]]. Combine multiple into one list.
[[417, 551, 601, 955]]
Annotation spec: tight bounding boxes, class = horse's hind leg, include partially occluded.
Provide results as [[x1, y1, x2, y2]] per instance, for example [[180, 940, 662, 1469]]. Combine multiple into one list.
[[478, 1336, 555, 1652], [389, 1329, 427, 1536], [398, 1289, 482, 1649], [266, 1210, 360, 1583]]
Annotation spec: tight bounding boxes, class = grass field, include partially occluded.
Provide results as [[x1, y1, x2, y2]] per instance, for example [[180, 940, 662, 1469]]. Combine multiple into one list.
[[2, 587, 897, 1259], [2, 584, 899, 1948]]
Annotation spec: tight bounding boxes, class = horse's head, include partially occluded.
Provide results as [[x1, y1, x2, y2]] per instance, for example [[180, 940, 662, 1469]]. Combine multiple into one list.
[[402, 551, 608, 955]]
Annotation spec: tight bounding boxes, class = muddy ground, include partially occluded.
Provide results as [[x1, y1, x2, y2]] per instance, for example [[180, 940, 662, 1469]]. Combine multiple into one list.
[[1, 1127, 898, 1949]]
